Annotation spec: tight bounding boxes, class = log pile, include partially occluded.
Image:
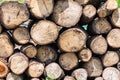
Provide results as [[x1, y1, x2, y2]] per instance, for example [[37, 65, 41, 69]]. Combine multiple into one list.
[[0, 0, 119, 80]]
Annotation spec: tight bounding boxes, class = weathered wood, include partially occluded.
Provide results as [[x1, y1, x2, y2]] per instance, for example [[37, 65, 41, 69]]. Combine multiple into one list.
[[72, 68, 88, 80], [44, 62, 64, 80], [90, 35, 107, 55], [30, 20, 59, 45], [81, 4, 96, 24], [79, 48, 92, 62], [102, 67, 120, 80], [59, 53, 78, 70], [64, 76, 75, 80], [58, 28, 87, 52], [0, 1, 29, 29], [6, 72, 23, 80], [84, 57, 103, 77], [0, 33, 14, 58], [28, 61, 44, 78], [36, 46, 57, 64], [21, 44, 37, 58], [13, 27, 30, 44], [102, 51, 119, 67], [52, 0, 82, 27], [26, 0, 54, 19], [89, 18, 112, 34], [107, 28, 120, 48], [9, 53, 29, 75]]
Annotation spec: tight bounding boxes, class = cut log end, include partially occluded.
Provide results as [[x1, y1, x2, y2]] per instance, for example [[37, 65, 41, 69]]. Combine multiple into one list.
[[64, 76, 75, 80], [94, 77, 103, 80]]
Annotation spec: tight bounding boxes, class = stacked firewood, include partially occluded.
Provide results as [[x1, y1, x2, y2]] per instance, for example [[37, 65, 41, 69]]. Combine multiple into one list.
[[0, 0, 120, 80]]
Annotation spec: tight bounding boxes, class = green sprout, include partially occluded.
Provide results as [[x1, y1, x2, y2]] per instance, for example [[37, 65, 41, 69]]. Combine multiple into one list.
[[17, 0, 25, 3], [0, 0, 25, 3], [118, 0, 120, 8]]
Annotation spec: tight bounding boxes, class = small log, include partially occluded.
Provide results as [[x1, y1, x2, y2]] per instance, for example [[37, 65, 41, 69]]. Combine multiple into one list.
[[90, 35, 107, 55], [75, 0, 89, 5], [0, 33, 14, 58], [88, 18, 112, 34], [28, 61, 44, 78], [71, 68, 88, 80], [94, 77, 103, 80], [102, 67, 120, 80], [13, 27, 30, 44], [81, 4, 96, 24], [31, 78, 40, 80], [44, 62, 64, 80], [102, 51, 119, 67], [6, 72, 23, 80], [59, 53, 78, 70], [64, 76, 75, 80], [9, 53, 29, 75], [21, 44, 37, 58], [79, 48, 92, 62], [0, 58, 8, 78], [26, 0, 54, 19], [30, 20, 59, 45], [117, 62, 120, 70], [36, 46, 57, 64], [58, 28, 87, 52], [107, 28, 120, 48], [52, 0, 82, 27], [111, 8, 120, 28], [84, 57, 103, 77], [0, 1, 29, 29]]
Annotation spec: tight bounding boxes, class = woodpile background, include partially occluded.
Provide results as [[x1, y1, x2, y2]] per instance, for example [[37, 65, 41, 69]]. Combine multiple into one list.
[[0, 0, 120, 80]]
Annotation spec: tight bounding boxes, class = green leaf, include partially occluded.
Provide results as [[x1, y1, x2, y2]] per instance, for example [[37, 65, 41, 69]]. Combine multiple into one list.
[[117, 0, 120, 8], [0, 0, 4, 2], [17, 0, 25, 3], [47, 73, 55, 79]]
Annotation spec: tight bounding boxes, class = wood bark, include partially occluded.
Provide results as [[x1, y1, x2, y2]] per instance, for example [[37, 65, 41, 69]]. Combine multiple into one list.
[[59, 53, 78, 70], [0, 24, 2, 33], [0, 1, 29, 29], [102, 67, 120, 80], [21, 44, 37, 58], [84, 57, 103, 77], [58, 28, 87, 52], [72, 68, 88, 80], [117, 62, 120, 70], [13, 27, 30, 44], [30, 20, 59, 45], [52, 0, 82, 27], [26, 0, 54, 19], [36, 46, 57, 64], [102, 51, 119, 67], [107, 28, 120, 48], [0, 33, 14, 58], [28, 61, 44, 78], [9, 53, 29, 75], [79, 48, 92, 62], [90, 35, 107, 55]]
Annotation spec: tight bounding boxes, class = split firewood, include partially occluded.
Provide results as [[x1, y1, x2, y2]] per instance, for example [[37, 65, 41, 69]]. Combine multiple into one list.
[[94, 77, 103, 80], [64, 76, 75, 80], [59, 53, 78, 70], [88, 18, 112, 34], [21, 44, 37, 58], [44, 62, 64, 80], [26, 0, 54, 19], [117, 62, 120, 70], [30, 20, 59, 45], [28, 61, 44, 78], [107, 28, 120, 48], [84, 57, 103, 77], [58, 28, 87, 52], [36, 46, 57, 64], [90, 35, 107, 55], [102, 51, 119, 67], [0, 58, 8, 78], [111, 8, 120, 28], [52, 0, 82, 27], [79, 48, 92, 62], [81, 4, 96, 24], [0, 1, 29, 29], [9, 53, 29, 75], [13, 27, 30, 44], [75, 0, 89, 5], [6, 72, 23, 80], [72, 68, 88, 80], [102, 67, 120, 80], [0, 33, 14, 58]]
